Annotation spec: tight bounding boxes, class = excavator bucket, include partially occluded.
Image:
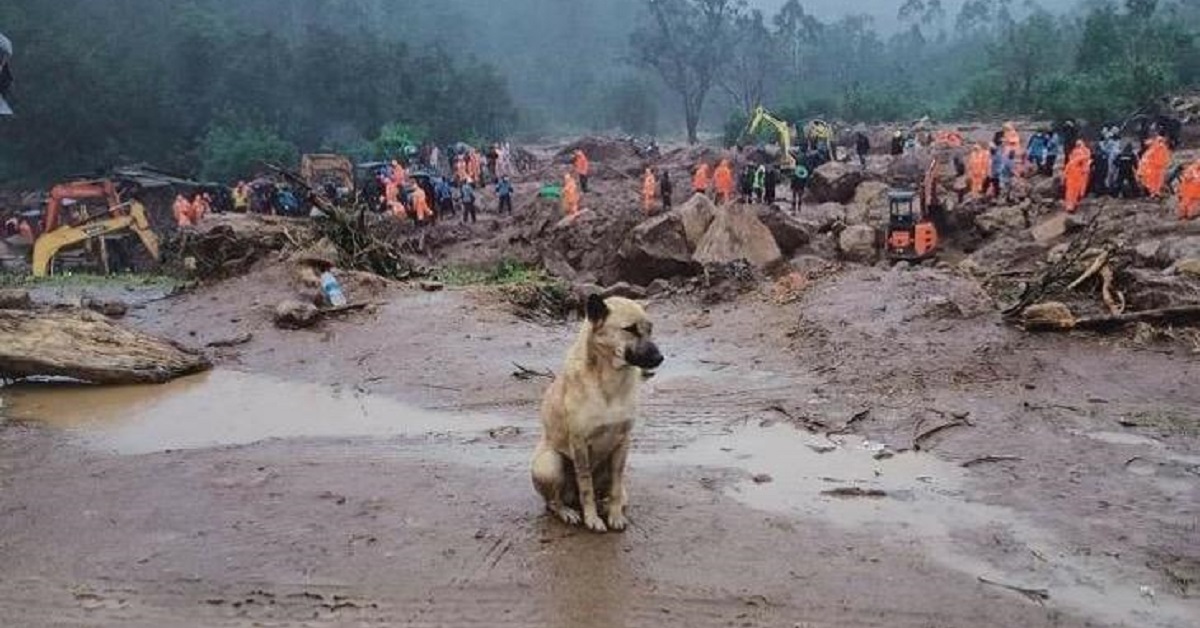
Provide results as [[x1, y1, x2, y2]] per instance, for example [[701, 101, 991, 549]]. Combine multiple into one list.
[[0, 32, 12, 115]]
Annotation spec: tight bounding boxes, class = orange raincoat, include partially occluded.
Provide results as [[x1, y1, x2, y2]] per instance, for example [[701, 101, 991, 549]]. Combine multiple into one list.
[[385, 180, 406, 218], [713, 160, 734, 204], [411, 186, 432, 222], [572, 150, 590, 178], [173, 194, 194, 227], [467, 150, 482, 184], [191, 195, 210, 223], [968, 145, 989, 196], [1137, 136, 1172, 198], [1063, 141, 1092, 213], [562, 173, 580, 218], [1177, 160, 1200, 221], [693, 162, 711, 194], [642, 168, 658, 214]]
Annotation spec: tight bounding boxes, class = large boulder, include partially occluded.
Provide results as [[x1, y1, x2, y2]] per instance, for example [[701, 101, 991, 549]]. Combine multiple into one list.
[[974, 204, 1029, 235], [809, 161, 865, 204], [694, 204, 783, 269], [885, 154, 925, 186], [797, 202, 847, 233], [674, 193, 717, 251], [837, 224, 879, 264], [616, 212, 701, 286], [853, 180, 891, 208], [755, 206, 811, 256]]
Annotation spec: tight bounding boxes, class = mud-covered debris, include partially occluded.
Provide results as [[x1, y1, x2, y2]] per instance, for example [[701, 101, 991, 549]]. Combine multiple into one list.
[[751, 473, 773, 484], [0, 288, 32, 310], [977, 576, 1050, 605], [821, 487, 888, 498], [0, 308, 210, 384], [419, 280, 445, 292], [83, 298, 128, 318], [274, 299, 320, 329], [206, 332, 253, 348]]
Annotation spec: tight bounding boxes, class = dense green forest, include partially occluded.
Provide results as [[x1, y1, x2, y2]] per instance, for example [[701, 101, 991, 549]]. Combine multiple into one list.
[[0, 0, 1197, 184]]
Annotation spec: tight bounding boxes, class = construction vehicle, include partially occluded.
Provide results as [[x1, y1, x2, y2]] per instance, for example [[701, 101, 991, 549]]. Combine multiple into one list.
[[745, 106, 797, 169], [32, 179, 161, 277], [884, 189, 939, 262], [301, 154, 354, 200]]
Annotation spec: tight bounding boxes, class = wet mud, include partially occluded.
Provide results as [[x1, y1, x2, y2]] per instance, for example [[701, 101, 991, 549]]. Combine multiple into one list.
[[2, 269, 1198, 627]]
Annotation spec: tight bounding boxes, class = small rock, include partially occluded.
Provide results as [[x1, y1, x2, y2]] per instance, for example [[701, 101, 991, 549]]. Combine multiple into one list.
[[1174, 258, 1200, 278], [273, 299, 320, 329], [807, 442, 838, 454], [751, 473, 773, 484], [419, 280, 445, 292], [646, 278, 672, 296], [83, 298, 128, 318]]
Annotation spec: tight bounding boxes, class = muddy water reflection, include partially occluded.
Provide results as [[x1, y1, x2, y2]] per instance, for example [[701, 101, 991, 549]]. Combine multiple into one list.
[[1, 370, 504, 454]]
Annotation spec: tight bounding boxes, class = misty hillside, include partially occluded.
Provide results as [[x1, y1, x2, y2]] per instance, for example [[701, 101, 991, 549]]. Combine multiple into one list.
[[0, 0, 1196, 182]]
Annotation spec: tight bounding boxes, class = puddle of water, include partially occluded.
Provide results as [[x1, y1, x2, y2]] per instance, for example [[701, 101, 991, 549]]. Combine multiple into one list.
[[0, 370, 505, 455], [659, 422, 1198, 628]]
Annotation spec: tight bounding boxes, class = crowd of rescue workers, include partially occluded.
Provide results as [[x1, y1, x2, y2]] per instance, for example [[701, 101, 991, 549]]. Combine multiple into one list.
[[28, 115, 1199, 245]]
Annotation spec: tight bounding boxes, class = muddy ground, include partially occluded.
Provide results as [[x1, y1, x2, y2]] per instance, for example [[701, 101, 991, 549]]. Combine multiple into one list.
[[1, 261, 1197, 627], [3, 135, 1200, 627]]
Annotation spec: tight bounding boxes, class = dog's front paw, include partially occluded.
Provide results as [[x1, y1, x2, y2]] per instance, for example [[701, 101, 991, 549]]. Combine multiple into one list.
[[583, 512, 608, 533], [554, 506, 582, 526], [606, 511, 628, 532]]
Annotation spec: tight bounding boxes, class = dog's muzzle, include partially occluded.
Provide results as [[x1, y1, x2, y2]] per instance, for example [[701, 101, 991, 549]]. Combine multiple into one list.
[[625, 341, 664, 377]]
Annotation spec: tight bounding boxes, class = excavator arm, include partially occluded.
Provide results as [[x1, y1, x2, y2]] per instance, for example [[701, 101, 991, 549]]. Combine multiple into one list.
[[33, 201, 160, 277], [44, 180, 120, 232], [746, 106, 797, 169]]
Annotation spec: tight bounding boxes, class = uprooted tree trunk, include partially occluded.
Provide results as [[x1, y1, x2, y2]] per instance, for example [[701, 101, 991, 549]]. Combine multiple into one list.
[[1023, 303, 1200, 333], [0, 309, 211, 384]]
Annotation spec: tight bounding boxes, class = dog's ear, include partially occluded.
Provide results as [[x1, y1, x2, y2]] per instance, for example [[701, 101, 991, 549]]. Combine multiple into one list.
[[585, 294, 608, 324]]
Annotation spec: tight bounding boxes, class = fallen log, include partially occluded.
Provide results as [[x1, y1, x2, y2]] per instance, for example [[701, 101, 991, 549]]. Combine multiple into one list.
[[0, 309, 211, 384], [1024, 304, 1200, 333]]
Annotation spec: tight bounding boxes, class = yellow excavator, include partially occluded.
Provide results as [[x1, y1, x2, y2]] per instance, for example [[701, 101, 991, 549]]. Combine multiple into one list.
[[745, 106, 798, 169], [32, 179, 161, 277]]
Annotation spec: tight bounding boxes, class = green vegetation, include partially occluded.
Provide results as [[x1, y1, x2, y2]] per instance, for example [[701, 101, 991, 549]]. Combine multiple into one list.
[[435, 260, 553, 287]]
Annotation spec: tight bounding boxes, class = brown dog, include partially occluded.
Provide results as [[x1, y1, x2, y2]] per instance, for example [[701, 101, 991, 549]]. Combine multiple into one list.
[[530, 295, 664, 532]]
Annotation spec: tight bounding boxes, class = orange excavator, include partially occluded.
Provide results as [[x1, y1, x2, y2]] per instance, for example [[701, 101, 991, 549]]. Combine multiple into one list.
[[883, 158, 940, 262], [32, 179, 160, 277]]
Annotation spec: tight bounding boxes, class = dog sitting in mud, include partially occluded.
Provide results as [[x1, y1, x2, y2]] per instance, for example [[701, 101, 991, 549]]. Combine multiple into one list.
[[531, 295, 664, 533]]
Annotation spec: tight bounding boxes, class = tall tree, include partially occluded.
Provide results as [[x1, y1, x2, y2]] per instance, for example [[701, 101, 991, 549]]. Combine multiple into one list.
[[718, 9, 778, 113], [633, 0, 744, 143]]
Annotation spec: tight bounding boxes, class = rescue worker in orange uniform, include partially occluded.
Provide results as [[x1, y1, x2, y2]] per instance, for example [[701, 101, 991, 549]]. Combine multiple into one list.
[[713, 159, 735, 204], [562, 172, 581, 218], [1137, 135, 1172, 199], [191, 193, 210, 223], [1063, 140, 1092, 213], [1177, 160, 1200, 221], [411, 185, 432, 222], [693, 162, 711, 196], [384, 179, 406, 219], [642, 167, 658, 215], [572, 150, 590, 193], [173, 194, 193, 228], [467, 150, 482, 184], [453, 154, 468, 185], [967, 144, 990, 197]]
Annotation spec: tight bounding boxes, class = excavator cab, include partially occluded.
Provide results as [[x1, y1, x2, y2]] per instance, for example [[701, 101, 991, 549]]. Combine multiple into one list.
[[32, 178, 160, 276], [885, 190, 938, 262]]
